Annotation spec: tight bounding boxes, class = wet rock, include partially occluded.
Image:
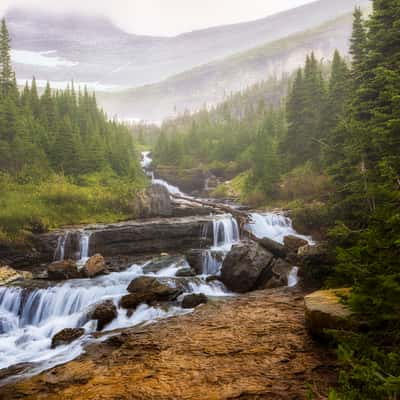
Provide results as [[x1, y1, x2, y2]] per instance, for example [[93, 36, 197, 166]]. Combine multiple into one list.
[[154, 166, 206, 194], [176, 267, 196, 277], [0, 266, 33, 285], [260, 259, 293, 289], [143, 255, 186, 274], [304, 289, 355, 338], [256, 237, 288, 259], [51, 328, 85, 348], [89, 300, 117, 331], [120, 276, 183, 310], [81, 254, 106, 278], [283, 235, 308, 252], [47, 260, 81, 281], [185, 249, 204, 275], [206, 275, 221, 283], [182, 293, 208, 309], [134, 184, 173, 218], [220, 241, 274, 293]]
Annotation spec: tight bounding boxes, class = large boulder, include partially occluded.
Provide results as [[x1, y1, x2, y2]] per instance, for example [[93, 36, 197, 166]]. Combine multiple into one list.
[[255, 237, 288, 259], [220, 242, 274, 293], [182, 293, 208, 309], [260, 259, 293, 289], [89, 300, 117, 331], [283, 235, 308, 252], [134, 184, 173, 218], [51, 328, 85, 348], [0, 266, 33, 285], [185, 249, 204, 275], [47, 260, 81, 281], [81, 254, 106, 278], [120, 276, 182, 310], [304, 289, 355, 338]]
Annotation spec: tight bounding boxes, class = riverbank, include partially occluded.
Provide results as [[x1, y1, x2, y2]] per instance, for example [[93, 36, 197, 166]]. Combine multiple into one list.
[[0, 287, 337, 400]]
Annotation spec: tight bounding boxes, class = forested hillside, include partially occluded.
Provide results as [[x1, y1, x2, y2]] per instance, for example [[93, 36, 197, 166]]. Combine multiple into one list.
[[153, 3, 400, 398], [0, 19, 144, 240]]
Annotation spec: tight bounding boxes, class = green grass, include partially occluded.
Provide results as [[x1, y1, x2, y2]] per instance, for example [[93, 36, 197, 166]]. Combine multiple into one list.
[[0, 172, 147, 242]]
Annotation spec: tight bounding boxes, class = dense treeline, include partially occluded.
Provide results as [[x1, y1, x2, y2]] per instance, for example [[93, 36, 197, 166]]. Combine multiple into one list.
[[153, 2, 400, 397], [0, 19, 144, 239]]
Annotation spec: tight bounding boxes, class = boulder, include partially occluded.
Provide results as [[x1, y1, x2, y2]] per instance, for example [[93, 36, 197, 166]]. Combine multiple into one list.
[[0, 266, 33, 285], [220, 242, 274, 293], [134, 184, 173, 218], [51, 328, 85, 348], [120, 276, 183, 310], [283, 235, 308, 252], [304, 289, 355, 338], [81, 254, 106, 278], [89, 300, 117, 331], [182, 293, 208, 309], [47, 260, 81, 281], [260, 259, 293, 289], [185, 249, 204, 275], [176, 267, 196, 277], [256, 237, 288, 259]]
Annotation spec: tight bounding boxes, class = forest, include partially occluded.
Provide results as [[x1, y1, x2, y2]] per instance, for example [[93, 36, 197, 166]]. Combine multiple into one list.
[[152, 4, 400, 399], [0, 19, 144, 241]]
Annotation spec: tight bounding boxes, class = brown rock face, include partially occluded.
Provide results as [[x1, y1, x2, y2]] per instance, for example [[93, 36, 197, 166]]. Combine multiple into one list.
[[261, 258, 292, 289], [47, 260, 81, 281], [3, 289, 337, 400], [120, 276, 183, 310], [185, 249, 204, 275], [283, 235, 308, 252], [304, 288, 355, 338], [182, 293, 208, 309], [134, 184, 173, 218], [89, 300, 117, 331], [220, 242, 274, 293], [81, 254, 106, 278], [0, 266, 33, 285], [51, 328, 85, 348]]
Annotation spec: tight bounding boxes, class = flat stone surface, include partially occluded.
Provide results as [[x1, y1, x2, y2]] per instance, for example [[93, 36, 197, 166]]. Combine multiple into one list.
[[1, 288, 338, 399]]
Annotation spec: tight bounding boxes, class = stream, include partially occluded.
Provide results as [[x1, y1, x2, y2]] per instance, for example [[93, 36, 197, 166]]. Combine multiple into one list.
[[0, 151, 312, 383]]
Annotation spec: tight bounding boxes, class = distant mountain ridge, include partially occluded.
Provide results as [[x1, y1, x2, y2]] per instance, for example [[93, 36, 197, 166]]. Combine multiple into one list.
[[7, 0, 369, 90]]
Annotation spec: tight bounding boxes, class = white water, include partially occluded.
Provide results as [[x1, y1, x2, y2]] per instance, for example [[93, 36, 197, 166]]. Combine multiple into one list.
[[246, 212, 313, 245], [288, 267, 299, 288], [140, 151, 152, 169], [54, 231, 69, 261]]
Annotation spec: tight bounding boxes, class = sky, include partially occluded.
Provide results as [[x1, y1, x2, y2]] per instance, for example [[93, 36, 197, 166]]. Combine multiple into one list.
[[0, 0, 316, 36]]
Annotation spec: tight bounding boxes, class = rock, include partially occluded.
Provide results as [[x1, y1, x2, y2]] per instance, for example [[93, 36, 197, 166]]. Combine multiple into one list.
[[0, 266, 33, 285], [81, 254, 106, 278], [89, 300, 117, 331], [283, 235, 308, 252], [134, 184, 173, 218], [51, 328, 85, 348], [182, 293, 208, 309], [256, 237, 288, 259], [298, 243, 335, 287], [260, 259, 293, 289], [220, 242, 274, 293], [120, 276, 183, 310], [206, 275, 221, 283], [176, 267, 196, 277], [185, 249, 204, 275], [47, 260, 81, 280], [143, 255, 186, 274], [304, 289, 355, 338]]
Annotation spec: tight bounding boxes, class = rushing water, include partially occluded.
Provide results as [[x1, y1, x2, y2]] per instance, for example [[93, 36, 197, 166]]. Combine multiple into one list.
[[246, 212, 313, 245]]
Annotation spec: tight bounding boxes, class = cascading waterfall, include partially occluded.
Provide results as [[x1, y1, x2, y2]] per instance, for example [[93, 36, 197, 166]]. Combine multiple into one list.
[[288, 267, 299, 288], [245, 212, 313, 245], [54, 231, 70, 261], [212, 215, 240, 251]]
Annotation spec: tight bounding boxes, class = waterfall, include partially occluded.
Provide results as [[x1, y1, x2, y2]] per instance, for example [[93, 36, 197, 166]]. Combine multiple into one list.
[[288, 267, 299, 288], [201, 250, 221, 275], [245, 212, 313, 244], [212, 215, 240, 250], [54, 231, 70, 261], [79, 231, 92, 260], [141, 151, 152, 169]]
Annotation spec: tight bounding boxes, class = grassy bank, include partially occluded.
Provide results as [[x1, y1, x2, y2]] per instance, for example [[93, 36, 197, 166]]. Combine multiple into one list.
[[0, 172, 147, 243]]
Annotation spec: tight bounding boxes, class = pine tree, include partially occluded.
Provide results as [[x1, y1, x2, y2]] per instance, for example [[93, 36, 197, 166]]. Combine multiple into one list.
[[0, 19, 15, 98]]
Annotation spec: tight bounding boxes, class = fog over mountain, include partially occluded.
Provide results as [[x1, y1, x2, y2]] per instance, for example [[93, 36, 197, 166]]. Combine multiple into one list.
[[6, 0, 369, 120]]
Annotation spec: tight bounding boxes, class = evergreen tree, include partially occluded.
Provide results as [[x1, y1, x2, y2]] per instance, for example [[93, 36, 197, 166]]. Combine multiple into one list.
[[0, 19, 15, 98]]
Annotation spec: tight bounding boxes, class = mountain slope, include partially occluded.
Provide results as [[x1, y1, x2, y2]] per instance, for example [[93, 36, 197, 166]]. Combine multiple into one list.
[[7, 0, 368, 89], [97, 12, 358, 121]]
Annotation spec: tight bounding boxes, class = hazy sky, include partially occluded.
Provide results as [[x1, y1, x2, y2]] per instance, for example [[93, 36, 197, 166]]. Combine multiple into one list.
[[0, 0, 316, 36]]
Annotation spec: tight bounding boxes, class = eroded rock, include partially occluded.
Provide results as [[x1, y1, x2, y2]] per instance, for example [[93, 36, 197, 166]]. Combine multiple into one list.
[[284, 235, 308, 252], [304, 288, 354, 338], [220, 242, 274, 293], [182, 293, 208, 309], [47, 260, 81, 281], [0, 266, 33, 285], [185, 249, 204, 275], [89, 300, 117, 331], [81, 254, 106, 278], [51, 328, 85, 348]]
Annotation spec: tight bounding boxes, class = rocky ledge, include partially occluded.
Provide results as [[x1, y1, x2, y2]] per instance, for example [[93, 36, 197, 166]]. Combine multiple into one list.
[[0, 288, 338, 399]]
